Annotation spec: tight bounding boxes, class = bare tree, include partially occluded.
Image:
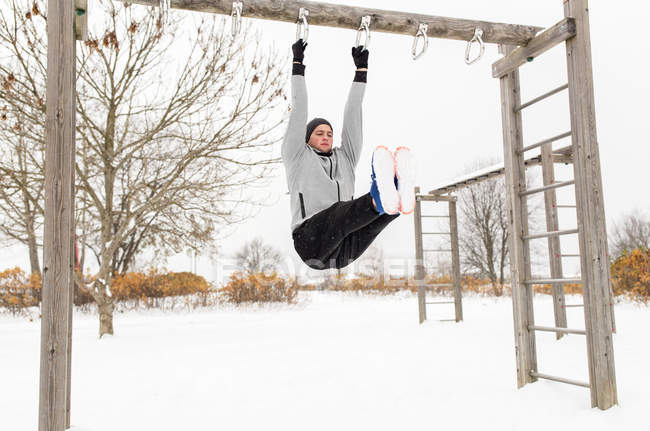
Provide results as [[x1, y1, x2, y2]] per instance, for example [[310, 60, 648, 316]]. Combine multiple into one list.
[[1, 0, 288, 336], [234, 237, 283, 274], [459, 177, 510, 295], [609, 210, 650, 258]]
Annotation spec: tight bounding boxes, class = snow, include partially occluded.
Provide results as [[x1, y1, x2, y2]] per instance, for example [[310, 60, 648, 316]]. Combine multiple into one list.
[[1, 292, 647, 430]]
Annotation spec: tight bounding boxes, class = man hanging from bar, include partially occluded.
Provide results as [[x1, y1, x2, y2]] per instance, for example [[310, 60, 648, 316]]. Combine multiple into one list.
[[284, 40, 415, 270]]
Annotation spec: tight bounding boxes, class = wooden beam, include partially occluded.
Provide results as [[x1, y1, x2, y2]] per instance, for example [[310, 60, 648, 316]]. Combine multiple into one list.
[[123, 0, 542, 45], [448, 199, 463, 322], [40, 0, 76, 429], [419, 194, 455, 202], [74, 0, 88, 41], [427, 147, 574, 196], [413, 187, 426, 324], [564, 0, 617, 410], [499, 44, 537, 388], [492, 17, 576, 78], [541, 143, 568, 340]]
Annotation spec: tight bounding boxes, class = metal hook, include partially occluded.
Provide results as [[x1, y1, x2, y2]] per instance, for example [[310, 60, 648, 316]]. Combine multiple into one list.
[[296, 8, 309, 44], [355, 15, 371, 50], [412, 23, 429, 60], [231, 2, 243, 38], [159, 0, 170, 30], [465, 28, 485, 65]]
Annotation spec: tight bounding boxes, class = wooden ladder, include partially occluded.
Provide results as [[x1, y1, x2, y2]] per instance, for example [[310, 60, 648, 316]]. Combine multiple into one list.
[[494, 0, 617, 410], [413, 188, 463, 324]]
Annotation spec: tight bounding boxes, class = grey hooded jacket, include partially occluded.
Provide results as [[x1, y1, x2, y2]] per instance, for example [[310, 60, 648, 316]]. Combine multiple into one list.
[[282, 74, 366, 232]]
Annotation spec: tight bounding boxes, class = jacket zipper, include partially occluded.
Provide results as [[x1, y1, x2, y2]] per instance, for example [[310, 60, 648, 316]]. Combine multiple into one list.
[[329, 159, 341, 202], [299, 193, 306, 218]]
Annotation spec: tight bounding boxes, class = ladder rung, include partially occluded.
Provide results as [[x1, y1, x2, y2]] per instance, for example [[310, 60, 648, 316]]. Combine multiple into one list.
[[515, 83, 569, 112], [519, 131, 573, 154], [423, 249, 452, 253], [563, 304, 584, 308], [555, 205, 576, 208], [426, 301, 455, 305], [529, 325, 586, 335], [523, 278, 582, 285], [520, 180, 575, 197], [561, 254, 581, 257], [523, 228, 578, 241], [422, 232, 451, 235], [529, 371, 590, 388], [438, 319, 457, 322], [421, 215, 450, 218], [427, 283, 454, 287]]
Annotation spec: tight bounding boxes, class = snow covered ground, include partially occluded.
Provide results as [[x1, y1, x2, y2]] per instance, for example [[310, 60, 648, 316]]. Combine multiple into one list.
[[1, 292, 648, 431]]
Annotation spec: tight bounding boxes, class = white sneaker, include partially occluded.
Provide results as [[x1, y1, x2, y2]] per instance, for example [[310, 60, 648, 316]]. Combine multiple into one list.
[[394, 146, 415, 214], [370, 146, 400, 215]]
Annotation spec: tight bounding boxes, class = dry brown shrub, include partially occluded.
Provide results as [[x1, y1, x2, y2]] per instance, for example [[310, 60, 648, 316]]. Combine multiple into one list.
[[0, 268, 40, 316], [611, 248, 650, 303], [220, 272, 299, 304], [110, 269, 216, 310]]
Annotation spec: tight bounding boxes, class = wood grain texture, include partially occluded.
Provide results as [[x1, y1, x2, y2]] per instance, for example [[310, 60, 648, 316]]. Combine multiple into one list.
[[498, 44, 537, 388], [541, 143, 567, 340], [74, 0, 88, 41], [492, 18, 576, 78], [123, 0, 542, 45], [413, 188, 426, 324], [40, 0, 76, 429], [564, 0, 617, 410], [448, 199, 463, 322]]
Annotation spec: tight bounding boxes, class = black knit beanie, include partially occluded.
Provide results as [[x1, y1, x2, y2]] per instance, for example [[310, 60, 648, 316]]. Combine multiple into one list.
[[305, 118, 333, 143]]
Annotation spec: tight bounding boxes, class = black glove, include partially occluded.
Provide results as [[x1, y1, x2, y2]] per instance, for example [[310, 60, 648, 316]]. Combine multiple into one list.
[[292, 39, 307, 64], [351, 46, 369, 69]]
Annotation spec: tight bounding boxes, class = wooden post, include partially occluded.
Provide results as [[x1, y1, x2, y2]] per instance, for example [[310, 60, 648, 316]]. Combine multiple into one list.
[[448, 198, 463, 322], [74, 0, 89, 41], [39, 0, 76, 429], [499, 44, 537, 388], [564, 0, 617, 409], [413, 187, 426, 324], [541, 143, 567, 339]]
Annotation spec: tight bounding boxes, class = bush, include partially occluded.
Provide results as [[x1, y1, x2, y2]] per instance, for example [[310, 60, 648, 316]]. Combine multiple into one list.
[[0, 268, 40, 316], [611, 248, 650, 303], [220, 272, 298, 304], [110, 269, 216, 310]]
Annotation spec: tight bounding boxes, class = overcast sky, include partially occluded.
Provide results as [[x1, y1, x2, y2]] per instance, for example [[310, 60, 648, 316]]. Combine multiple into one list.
[[2, 0, 648, 282]]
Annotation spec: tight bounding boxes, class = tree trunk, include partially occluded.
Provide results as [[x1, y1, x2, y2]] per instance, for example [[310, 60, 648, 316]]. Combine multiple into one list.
[[96, 293, 114, 337]]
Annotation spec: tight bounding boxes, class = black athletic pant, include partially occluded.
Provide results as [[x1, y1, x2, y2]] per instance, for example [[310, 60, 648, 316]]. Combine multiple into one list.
[[292, 193, 399, 270]]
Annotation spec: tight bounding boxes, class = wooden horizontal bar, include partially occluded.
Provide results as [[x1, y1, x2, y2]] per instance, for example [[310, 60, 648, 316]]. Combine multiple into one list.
[[524, 278, 582, 285], [515, 83, 569, 112], [519, 131, 573, 153], [520, 180, 575, 197], [426, 301, 455, 305], [529, 371, 590, 388], [124, 0, 542, 45], [422, 232, 451, 235], [561, 254, 581, 257], [438, 319, 458, 322], [563, 304, 584, 308], [529, 325, 586, 335], [419, 194, 455, 202], [428, 147, 572, 196], [523, 228, 578, 241], [555, 204, 577, 209], [427, 283, 454, 287], [492, 17, 576, 77], [423, 249, 452, 253], [421, 215, 450, 218]]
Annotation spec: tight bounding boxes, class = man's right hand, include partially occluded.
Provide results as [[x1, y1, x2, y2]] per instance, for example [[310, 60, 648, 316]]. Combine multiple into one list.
[[292, 39, 307, 64]]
